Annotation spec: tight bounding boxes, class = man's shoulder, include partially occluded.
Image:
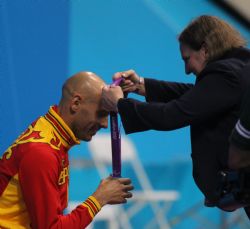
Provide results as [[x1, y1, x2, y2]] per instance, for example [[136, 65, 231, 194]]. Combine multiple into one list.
[[16, 116, 63, 150]]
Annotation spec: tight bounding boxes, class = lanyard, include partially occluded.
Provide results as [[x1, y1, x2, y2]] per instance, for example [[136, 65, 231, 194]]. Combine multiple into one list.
[[110, 78, 123, 178]]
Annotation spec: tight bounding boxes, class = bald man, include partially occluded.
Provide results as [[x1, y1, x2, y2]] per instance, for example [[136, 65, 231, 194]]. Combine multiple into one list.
[[0, 72, 133, 229]]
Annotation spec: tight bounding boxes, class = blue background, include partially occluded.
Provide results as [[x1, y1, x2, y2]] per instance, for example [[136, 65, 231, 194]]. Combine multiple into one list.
[[1, 0, 250, 228]]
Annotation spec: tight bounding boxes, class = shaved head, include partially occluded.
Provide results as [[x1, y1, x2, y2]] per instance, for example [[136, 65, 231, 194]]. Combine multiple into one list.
[[61, 71, 105, 104]]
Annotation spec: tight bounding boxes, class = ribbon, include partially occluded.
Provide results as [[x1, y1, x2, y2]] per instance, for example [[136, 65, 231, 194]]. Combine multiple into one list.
[[110, 78, 123, 177]]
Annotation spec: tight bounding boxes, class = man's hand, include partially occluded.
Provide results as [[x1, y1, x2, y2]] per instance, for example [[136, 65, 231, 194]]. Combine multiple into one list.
[[101, 85, 124, 113], [113, 69, 145, 96], [92, 176, 134, 207]]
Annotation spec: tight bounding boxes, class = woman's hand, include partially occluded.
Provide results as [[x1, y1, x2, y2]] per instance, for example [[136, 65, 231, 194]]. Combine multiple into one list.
[[113, 69, 146, 96]]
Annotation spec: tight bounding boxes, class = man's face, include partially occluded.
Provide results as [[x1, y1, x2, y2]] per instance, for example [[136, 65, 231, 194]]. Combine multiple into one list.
[[180, 43, 207, 76], [72, 99, 109, 141]]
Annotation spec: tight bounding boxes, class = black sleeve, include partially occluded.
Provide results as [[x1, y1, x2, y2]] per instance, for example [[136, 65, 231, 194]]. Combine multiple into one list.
[[144, 78, 194, 103], [118, 73, 242, 134], [230, 90, 250, 150], [239, 90, 250, 131]]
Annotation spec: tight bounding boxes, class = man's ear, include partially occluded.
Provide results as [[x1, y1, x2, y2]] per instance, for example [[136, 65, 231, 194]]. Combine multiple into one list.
[[71, 94, 82, 112]]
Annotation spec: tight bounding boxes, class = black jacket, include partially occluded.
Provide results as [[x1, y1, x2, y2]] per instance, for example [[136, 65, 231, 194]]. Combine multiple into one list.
[[117, 47, 250, 203], [231, 64, 250, 151]]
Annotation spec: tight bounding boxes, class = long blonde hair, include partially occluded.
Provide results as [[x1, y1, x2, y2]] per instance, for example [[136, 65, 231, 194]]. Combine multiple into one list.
[[178, 15, 247, 61]]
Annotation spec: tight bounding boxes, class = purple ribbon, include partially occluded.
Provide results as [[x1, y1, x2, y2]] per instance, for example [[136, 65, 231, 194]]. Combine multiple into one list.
[[110, 78, 123, 178]]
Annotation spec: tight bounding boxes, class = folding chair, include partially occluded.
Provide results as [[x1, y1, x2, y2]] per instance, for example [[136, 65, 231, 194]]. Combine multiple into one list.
[[88, 133, 179, 229]]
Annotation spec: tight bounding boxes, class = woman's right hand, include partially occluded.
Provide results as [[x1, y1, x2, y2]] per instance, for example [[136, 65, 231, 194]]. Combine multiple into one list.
[[113, 69, 145, 96]]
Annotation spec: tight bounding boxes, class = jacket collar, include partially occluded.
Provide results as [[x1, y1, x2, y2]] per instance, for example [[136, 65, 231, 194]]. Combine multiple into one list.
[[44, 105, 80, 148]]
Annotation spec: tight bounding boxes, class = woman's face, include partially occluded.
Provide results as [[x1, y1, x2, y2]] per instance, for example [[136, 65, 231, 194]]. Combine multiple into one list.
[[180, 43, 207, 76]]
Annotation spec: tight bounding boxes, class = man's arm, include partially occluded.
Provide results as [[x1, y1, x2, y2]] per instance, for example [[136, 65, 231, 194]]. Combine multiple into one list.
[[19, 144, 133, 229]]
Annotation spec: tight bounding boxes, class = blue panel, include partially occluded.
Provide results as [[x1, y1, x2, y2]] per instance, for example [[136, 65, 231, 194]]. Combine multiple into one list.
[[69, 0, 250, 165], [0, 0, 70, 152]]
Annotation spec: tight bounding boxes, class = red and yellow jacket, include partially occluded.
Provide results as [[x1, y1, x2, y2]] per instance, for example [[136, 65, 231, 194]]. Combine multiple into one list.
[[0, 106, 101, 229]]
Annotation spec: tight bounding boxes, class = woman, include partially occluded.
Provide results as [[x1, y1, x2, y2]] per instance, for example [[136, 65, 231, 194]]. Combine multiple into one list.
[[102, 15, 250, 211]]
